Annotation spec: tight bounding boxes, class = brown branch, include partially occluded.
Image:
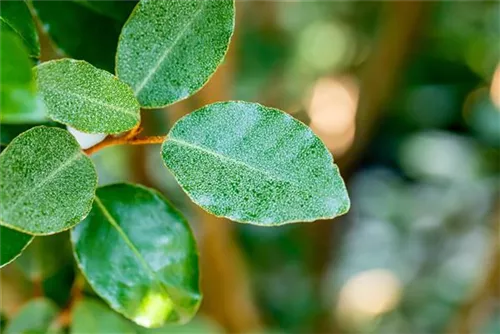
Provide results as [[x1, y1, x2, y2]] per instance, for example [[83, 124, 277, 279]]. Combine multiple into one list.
[[83, 134, 165, 156], [337, 1, 428, 174]]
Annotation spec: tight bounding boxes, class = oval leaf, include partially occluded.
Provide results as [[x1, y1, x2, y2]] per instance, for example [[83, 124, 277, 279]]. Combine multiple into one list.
[[0, 126, 97, 235], [0, 0, 40, 57], [0, 32, 45, 123], [0, 226, 33, 268], [116, 0, 235, 108], [35, 59, 140, 134], [71, 183, 201, 328], [161, 101, 350, 225], [5, 298, 60, 334]]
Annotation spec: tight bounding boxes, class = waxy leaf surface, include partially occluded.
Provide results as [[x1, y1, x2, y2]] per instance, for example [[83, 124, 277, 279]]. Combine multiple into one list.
[[116, 0, 234, 107], [0, 126, 97, 235], [0, 32, 45, 123], [35, 59, 140, 134], [162, 101, 350, 225], [0, 226, 33, 268], [71, 184, 201, 328], [0, 0, 40, 57]]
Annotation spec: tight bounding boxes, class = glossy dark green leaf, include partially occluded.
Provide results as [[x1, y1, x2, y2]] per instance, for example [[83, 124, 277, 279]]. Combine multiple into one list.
[[0, 0, 40, 57], [0, 226, 33, 268], [32, 0, 135, 72], [73, 0, 138, 22], [0, 31, 45, 123], [0, 126, 97, 235], [161, 101, 350, 225], [35, 59, 140, 134], [116, 0, 235, 107], [71, 299, 136, 334], [71, 184, 201, 328], [4, 298, 60, 334]]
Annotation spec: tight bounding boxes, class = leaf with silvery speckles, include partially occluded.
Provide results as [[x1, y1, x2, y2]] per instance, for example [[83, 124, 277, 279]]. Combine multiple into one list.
[[35, 59, 140, 134], [0, 226, 33, 268], [116, 0, 234, 108], [161, 101, 350, 226], [0, 126, 97, 235], [71, 183, 201, 328]]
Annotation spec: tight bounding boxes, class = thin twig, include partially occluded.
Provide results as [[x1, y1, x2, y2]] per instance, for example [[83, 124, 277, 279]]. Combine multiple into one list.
[[83, 134, 165, 156]]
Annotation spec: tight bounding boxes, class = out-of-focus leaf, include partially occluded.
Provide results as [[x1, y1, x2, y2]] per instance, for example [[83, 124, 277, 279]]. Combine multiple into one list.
[[73, 0, 137, 22], [32, 0, 134, 72], [71, 299, 136, 334], [15, 232, 73, 281], [35, 59, 140, 134], [161, 101, 350, 225], [4, 298, 60, 334], [116, 0, 235, 107], [0, 0, 40, 57], [0, 32, 45, 123], [0, 226, 33, 268], [71, 184, 201, 328], [0, 126, 97, 235]]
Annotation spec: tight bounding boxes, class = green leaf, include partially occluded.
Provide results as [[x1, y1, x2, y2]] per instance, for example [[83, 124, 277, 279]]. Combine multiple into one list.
[[116, 0, 235, 108], [15, 232, 73, 280], [0, 126, 97, 235], [32, 1, 135, 72], [73, 0, 138, 22], [71, 183, 201, 328], [0, 31, 45, 124], [71, 299, 136, 334], [0, 0, 40, 57], [0, 226, 33, 268], [35, 59, 140, 134], [4, 298, 60, 334], [161, 101, 350, 226]]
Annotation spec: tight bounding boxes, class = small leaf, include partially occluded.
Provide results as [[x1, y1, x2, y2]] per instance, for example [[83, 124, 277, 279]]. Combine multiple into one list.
[[0, 31, 45, 123], [0, 126, 97, 235], [72, 299, 136, 334], [0, 0, 40, 57], [0, 226, 33, 268], [116, 0, 235, 108], [35, 59, 140, 134], [161, 101, 350, 226], [32, 1, 135, 72], [4, 298, 60, 334], [71, 183, 201, 328]]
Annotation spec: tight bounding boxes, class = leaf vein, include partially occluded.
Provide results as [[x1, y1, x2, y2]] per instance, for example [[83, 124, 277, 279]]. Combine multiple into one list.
[[133, 0, 208, 95]]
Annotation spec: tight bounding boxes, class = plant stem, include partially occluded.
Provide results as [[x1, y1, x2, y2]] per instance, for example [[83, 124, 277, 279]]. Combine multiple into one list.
[[83, 134, 166, 156]]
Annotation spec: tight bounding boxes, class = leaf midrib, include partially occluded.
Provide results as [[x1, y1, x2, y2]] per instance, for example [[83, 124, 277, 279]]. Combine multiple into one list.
[[168, 137, 298, 185], [94, 196, 171, 299], [43, 86, 139, 120], [132, 0, 208, 95]]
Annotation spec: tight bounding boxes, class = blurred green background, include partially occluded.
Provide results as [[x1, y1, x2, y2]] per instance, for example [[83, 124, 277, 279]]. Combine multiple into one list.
[[1, 1, 499, 333]]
